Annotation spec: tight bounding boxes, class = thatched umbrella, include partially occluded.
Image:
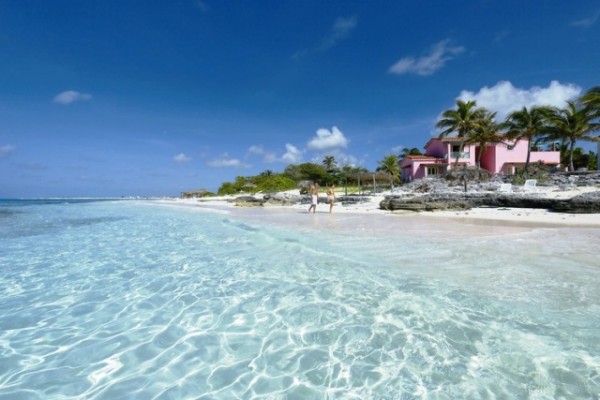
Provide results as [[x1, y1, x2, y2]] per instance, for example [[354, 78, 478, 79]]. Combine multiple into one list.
[[348, 172, 392, 193], [180, 189, 208, 199]]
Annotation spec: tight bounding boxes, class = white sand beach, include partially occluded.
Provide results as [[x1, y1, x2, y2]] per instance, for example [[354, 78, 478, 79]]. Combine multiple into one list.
[[160, 185, 600, 228]]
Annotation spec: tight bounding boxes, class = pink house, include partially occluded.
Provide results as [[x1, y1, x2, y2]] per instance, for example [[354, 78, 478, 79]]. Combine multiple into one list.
[[400, 137, 561, 181]]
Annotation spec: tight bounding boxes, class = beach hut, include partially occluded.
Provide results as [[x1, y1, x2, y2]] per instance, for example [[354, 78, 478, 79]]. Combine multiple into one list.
[[180, 189, 208, 199]]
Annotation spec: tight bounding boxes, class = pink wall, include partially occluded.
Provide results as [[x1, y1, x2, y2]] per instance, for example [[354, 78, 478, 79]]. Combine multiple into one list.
[[402, 138, 561, 180], [490, 140, 560, 174], [424, 140, 446, 157], [425, 139, 476, 169]]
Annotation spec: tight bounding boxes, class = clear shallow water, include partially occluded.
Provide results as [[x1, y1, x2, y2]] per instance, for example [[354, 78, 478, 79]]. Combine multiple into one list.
[[0, 200, 599, 399]]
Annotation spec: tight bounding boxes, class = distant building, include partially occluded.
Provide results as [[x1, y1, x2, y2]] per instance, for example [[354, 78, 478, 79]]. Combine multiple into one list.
[[400, 137, 560, 181]]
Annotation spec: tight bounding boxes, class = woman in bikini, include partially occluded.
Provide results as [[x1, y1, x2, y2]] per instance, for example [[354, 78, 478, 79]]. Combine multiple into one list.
[[326, 184, 335, 213]]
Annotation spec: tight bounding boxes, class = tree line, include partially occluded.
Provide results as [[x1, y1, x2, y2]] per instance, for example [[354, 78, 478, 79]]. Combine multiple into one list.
[[437, 86, 600, 175], [216, 86, 599, 195]]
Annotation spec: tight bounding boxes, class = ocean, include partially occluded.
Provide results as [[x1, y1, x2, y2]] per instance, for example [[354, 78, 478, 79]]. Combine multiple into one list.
[[1, 199, 599, 399]]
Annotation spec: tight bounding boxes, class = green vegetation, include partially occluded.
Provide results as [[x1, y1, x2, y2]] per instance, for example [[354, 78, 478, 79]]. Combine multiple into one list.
[[509, 162, 552, 185], [376, 154, 400, 189], [216, 158, 381, 196], [437, 100, 487, 166], [504, 106, 552, 176], [217, 172, 296, 195], [400, 147, 423, 157], [210, 86, 599, 196], [436, 85, 600, 176]]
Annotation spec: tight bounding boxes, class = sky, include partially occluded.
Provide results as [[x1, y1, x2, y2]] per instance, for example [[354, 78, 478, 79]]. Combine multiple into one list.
[[1, 0, 599, 197]]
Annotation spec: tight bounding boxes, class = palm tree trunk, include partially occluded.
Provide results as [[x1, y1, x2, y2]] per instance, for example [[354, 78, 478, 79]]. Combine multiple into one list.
[[476, 144, 486, 168], [569, 141, 576, 171], [453, 141, 465, 167], [524, 147, 532, 177]]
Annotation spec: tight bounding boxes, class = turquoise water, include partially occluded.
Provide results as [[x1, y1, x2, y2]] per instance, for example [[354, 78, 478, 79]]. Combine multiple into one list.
[[0, 199, 599, 399]]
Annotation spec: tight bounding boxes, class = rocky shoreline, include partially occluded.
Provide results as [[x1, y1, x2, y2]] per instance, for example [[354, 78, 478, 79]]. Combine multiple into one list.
[[229, 171, 600, 214], [379, 191, 600, 213], [380, 171, 600, 213]]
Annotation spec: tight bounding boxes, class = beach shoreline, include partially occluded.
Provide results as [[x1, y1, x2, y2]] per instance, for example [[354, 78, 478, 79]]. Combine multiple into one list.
[[154, 184, 600, 229]]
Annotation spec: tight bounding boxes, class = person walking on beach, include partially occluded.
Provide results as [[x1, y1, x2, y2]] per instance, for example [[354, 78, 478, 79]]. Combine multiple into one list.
[[327, 184, 336, 213], [308, 183, 318, 213]]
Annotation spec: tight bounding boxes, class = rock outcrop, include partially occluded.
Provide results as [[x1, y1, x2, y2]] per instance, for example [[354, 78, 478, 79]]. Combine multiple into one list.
[[230, 172, 600, 213], [379, 191, 600, 214]]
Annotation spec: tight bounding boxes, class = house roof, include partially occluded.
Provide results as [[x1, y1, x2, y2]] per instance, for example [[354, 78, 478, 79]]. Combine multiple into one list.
[[400, 154, 447, 168], [403, 155, 439, 160], [424, 137, 456, 148], [426, 135, 506, 146], [438, 136, 467, 142]]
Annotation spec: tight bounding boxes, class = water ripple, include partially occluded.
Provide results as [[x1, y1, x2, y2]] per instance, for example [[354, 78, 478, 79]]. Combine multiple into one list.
[[0, 201, 599, 398]]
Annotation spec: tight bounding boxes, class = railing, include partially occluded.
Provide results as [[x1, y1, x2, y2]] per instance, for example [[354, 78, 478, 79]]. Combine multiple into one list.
[[450, 152, 470, 159]]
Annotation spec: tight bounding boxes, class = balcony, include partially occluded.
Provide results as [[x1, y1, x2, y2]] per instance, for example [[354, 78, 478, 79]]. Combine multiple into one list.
[[450, 151, 470, 159]]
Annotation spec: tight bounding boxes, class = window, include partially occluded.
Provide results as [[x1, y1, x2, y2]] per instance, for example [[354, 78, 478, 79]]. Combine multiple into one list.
[[427, 166, 439, 176]]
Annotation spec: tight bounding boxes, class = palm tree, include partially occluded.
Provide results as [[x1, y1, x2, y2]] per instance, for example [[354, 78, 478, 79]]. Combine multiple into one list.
[[581, 86, 600, 112], [464, 110, 501, 168], [544, 101, 600, 171], [400, 147, 423, 158], [504, 106, 552, 176], [322, 155, 337, 172], [436, 100, 487, 166], [581, 87, 600, 171], [581, 86, 600, 134], [377, 154, 400, 190]]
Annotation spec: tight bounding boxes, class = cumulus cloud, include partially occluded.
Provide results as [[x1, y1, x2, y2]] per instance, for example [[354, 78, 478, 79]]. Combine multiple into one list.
[[0, 144, 16, 158], [307, 126, 349, 151], [173, 153, 191, 164], [389, 39, 465, 76], [247, 145, 278, 163], [457, 80, 582, 120], [207, 153, 249, 168], [53, 90, 93, 105], [247, 145, 265, 155], [281, 144, 303, 164], [311, 150, 360, 168]]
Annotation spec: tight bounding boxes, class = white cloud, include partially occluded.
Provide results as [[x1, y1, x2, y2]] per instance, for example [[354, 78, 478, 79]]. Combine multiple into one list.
[[457, 80, 582, 120], [307, 126, 349, 151], [0, 144, 16, 158], [207, 153, 249, 168], [53, 90, 93, 105], [311, 150, 360, 168], [247, 145, 265, 155], [173, 153, 191, 164], [319, 16, 357, 51], [247, 145, 278, 163], [571, 10, 600, 28], [293, 16, 357, 59], [281, 144, 302, 164], [389, 39, 465, 76]]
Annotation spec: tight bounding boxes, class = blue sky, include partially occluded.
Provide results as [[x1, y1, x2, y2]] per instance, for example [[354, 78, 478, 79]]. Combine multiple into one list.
[[1, 0, 599, 197]]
